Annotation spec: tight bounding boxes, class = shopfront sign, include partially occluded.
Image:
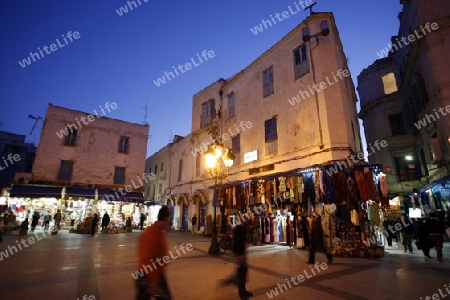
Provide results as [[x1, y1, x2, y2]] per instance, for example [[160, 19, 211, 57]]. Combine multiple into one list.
[[244, 150, 258, 164]]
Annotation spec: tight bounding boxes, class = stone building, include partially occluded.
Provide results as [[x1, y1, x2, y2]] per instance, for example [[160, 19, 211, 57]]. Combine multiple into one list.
[[147, 11, 363, 231], [358, 0, 450, 197], [6, 103, 149, 226]]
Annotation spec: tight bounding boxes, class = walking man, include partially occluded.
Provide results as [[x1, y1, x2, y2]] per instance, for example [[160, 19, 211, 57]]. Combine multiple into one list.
[[101, 212, 110, 233], [306, 209, 333, 264], [91, 213, 99, 236], [220, 215, 253, 299], [426, 213, 446, 261], [54, 210, 62, 230], [136, 205, 172, 300]]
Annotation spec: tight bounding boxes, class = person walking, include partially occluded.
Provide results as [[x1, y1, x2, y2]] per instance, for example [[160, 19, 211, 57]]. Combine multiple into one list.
[[416, 218, 431, 258], [31, 211, 40, 232], [400, 214, 415, 253], [306, 209, 333, 264], [101, 212, 110, 233], [43, 211, 51, 231], [139, 213, 146, 230], [91, 213, 99, 237], [135, 205, 172, 300], [220, 216, 253, 300], [54, 210, 62, 230], [191, 214, 197, 235], [426, 213, 446, 261]]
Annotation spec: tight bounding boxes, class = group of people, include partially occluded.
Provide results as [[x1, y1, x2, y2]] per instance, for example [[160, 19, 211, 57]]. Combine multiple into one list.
[[385, 213, 447, 261]]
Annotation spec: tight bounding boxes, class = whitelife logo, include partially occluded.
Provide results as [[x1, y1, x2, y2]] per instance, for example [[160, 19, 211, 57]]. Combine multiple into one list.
[[414, 105, 450, 130], [55, 102, 118, 139], [0, 230, 51, 261], [287, 69, 351, 106], [376, 22, 439, 58], [152, 50, 215, 87], [190, 121, 253, 158], [266, 262, 328, 298], [18, 31, 81, 68], [115, 0, 149, 16], [131, 243, 194, 280], [324, 139, 388, 176], [250, 0, 311, 35], [0, 153, 21, 171]]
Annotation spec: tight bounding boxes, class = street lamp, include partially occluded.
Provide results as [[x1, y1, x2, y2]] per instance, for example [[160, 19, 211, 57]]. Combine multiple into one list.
[[205, 141, 234, 256]]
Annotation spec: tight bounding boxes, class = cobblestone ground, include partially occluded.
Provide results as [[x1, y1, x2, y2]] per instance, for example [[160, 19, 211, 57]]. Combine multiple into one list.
[[0, 229, 449, 300]]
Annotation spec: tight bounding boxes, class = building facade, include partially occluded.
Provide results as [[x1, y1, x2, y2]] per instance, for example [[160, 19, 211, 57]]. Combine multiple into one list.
[[0, 131, 36, 189], [6, 103, 149, 228], [147, 12, 364, 231], [358, 0, 450, 197]]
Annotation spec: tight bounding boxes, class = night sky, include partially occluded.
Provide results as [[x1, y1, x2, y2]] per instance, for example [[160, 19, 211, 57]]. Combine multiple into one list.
[[0, 0, 402, 157]]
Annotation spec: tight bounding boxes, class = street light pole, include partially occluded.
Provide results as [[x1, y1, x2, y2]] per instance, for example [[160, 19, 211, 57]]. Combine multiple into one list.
[[205, 142, 234, 257], [208, 173, 220, 256]]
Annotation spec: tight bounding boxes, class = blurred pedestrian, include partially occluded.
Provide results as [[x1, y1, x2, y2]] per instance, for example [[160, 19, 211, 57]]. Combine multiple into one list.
[[400, 214, 415, 253], [416, 218, 431, 258], [91, 213, 99, 236], [135, 205, 172, 300], [31, 210, 40, 232], [220, 215, 253, 300], [139, 213, 146, 230], [43, 211, 51, 231], [101, 212, 110, 233], [54, 210, 62, 230], [307, 209, 333, 264], [426, 213, 445, 261]]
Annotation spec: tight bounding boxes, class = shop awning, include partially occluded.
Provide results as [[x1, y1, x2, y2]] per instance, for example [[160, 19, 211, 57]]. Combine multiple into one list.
[[65, 187, 96, 199], [97, 189, 144, 203], [9, 185, 62, 198]]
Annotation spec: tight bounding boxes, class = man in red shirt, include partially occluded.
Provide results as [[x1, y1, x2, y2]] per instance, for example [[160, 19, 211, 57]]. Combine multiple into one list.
[[136, 205, 171, 300]]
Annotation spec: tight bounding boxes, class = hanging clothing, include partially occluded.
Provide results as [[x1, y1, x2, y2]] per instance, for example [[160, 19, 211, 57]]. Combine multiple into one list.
[[332, 171, 348, 205], [350, 209, 360, 226], [323, 170, 335, 204], [278, 176, 287, 192], [367, 201, 380, 227], [355, 168, 378, 201], [322, 204, 336, 248], [380, 175, 388, 198], [346, 175, 359, 207], [303, 173, 316, 203]]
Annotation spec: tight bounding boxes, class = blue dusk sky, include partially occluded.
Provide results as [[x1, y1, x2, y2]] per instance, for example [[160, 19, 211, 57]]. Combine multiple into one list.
[[0, 0, 402, 157]]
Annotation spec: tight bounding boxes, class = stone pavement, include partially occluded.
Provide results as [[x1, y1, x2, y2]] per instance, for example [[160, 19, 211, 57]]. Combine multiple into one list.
[[0, 229, 449, 300]]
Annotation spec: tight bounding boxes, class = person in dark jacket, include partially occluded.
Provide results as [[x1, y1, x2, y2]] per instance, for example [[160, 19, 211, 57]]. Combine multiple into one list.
[[31, 211, 40, 232], [91, 214, 99, 236], [307, 211, 333, 264], [416, 218, 431, 258], [220, 216, 253, 300], [139, 213, 146, 230], [426, 213, 446, 261], [101, 212, 110, 233]]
